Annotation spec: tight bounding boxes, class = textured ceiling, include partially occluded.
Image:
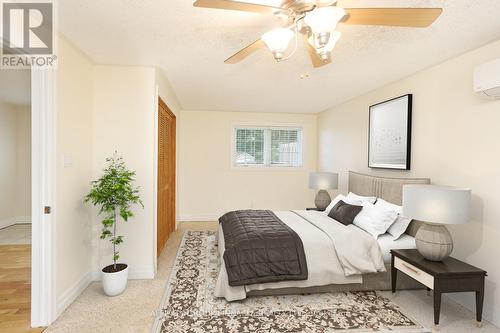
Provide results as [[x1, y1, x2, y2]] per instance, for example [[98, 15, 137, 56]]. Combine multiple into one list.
[[58, 0, 500, 113]]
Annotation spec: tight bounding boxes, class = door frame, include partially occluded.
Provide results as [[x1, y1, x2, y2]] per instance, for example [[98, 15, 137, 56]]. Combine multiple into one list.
[[31, 68, 57, 327]]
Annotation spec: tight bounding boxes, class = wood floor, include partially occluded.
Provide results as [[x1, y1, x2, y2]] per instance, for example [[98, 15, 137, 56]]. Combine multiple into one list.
[[0, 245, 44, 333]]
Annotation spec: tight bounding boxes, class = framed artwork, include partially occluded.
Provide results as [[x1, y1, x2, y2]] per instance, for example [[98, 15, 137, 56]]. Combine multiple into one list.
[[368, 94, 412, 170]]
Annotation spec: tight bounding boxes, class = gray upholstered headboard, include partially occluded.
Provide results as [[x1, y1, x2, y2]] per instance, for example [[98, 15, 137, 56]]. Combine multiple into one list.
[[348, 171, 431, 237]]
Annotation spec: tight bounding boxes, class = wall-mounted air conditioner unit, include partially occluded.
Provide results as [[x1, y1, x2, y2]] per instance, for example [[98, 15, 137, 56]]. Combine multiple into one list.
[[473, 59, 500, 99]]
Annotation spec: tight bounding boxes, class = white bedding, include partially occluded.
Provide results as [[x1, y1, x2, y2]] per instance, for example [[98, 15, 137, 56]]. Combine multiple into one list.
[[377, 233, 417, 263], [215, 210, 385, 301]]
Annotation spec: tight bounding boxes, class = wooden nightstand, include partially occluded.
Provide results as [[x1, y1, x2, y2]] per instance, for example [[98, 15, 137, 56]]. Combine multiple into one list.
[[391, 249, 487, 329], [306, 207, 324, 211]]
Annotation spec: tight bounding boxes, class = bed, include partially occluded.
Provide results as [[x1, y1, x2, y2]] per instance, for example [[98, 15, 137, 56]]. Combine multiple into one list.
[[215, 171, 430, 301]]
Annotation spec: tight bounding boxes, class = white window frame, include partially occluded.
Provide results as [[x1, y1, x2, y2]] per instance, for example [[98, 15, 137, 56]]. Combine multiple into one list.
[[231, 123, 304, 169]]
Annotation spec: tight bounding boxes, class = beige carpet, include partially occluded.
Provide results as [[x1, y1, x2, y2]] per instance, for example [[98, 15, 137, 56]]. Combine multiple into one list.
[[47, 222, 500, 333]]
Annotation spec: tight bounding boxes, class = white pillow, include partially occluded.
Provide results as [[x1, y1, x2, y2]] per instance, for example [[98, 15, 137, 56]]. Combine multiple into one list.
[[346, 192, 377, 204], [323, 194, 362, 215], [375, 198, 403, 214], [387, 216, 413, 240], [375, 199, 412, 240], [353, 202, 398, 238]]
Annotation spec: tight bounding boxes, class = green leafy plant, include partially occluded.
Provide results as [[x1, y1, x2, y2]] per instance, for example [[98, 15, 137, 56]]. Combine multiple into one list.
[[84, 154, 143, 270]]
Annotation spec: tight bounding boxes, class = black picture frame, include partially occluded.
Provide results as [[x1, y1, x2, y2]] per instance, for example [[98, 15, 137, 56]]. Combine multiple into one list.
[[368, 94, 412, 170]]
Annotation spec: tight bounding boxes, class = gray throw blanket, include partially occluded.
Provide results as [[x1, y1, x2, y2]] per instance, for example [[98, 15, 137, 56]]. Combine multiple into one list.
[[219, 210, 308, 286]]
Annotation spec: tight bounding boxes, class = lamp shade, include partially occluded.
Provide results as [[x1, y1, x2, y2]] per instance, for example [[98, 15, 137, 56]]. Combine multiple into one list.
[[402, 185, 471, 225], [304, 7, 346, 35], [261, 28, 294, 59], [309, 172, 338, 190]]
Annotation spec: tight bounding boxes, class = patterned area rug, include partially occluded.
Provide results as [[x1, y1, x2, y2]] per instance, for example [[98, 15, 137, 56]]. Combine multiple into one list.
[[152, 231, 428, 333]]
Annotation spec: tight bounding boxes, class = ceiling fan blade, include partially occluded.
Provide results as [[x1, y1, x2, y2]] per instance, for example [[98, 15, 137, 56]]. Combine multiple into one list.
[[194, 0, 284, 14], [305, 36, 330, 68], [225, 39, 266, 64], [343, 8, 443, 27]]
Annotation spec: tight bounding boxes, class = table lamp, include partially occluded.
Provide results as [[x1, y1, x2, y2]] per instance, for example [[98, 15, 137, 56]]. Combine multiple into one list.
[[309, 172, 338, 211], [403, 184, 471, 261]]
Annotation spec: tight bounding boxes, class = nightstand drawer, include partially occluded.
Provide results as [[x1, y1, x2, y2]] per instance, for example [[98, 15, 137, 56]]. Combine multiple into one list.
[[394, 257, 434, 289]]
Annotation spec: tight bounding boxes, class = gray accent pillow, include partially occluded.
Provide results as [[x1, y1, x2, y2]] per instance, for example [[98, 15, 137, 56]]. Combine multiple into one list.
[[328, 200, 363, 226]]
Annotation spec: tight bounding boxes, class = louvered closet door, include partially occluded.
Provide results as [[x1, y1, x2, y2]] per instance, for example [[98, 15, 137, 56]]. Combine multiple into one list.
[[157, 98, 176, 257]]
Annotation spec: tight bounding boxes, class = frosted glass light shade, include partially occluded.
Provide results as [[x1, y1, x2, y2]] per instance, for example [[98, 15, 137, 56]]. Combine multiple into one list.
[[261, 28, 294, 59], [304, 7, 346, 35], [403, 185, 471, 225], [309, 172, 338, 190]]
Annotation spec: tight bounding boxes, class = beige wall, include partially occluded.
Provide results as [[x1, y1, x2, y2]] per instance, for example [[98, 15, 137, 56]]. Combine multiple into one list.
[[155, 69, 182, 221], [318, 39, 500, 326], [0, 103, 18, 222], [92, 66, 157, 279], [15, 105, 31, 219], [0, 103, 31, 225], [54, 42, 182, 317], [178, 111, 318, 221], [55, 37, 94, 311]]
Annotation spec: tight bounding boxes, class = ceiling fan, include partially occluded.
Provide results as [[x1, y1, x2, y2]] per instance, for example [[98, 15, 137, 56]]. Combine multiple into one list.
[[193, 0, 443, 67]]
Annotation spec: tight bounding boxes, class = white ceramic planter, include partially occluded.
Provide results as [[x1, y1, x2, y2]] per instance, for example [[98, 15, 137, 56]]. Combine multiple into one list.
[[102, 263, 129, 296]]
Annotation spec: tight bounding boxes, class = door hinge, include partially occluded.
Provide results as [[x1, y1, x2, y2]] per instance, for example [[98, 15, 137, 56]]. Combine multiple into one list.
[[44, 206, 51, 214]]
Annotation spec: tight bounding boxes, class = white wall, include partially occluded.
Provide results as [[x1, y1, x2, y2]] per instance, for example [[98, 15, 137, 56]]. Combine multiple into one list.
[[55, 36, 94, 314], [0, 102, 31, 227], [92, 66, 157, 279], [318, 39, 500, 326], [178, 111, 318, 221]]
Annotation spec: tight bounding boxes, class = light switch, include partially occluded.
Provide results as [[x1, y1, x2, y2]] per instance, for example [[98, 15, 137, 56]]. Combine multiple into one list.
[[62, 154, 73, 168]]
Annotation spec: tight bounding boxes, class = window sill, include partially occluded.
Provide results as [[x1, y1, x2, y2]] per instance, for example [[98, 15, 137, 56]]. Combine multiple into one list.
[[231, 165, 305, 172]]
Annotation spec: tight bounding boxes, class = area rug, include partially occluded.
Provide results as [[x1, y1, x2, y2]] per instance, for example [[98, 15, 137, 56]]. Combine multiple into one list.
[[152, 231, 428, 333]]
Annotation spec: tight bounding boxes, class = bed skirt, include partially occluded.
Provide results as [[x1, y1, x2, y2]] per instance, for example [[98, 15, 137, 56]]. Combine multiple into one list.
[[247, 263, 424, 297]]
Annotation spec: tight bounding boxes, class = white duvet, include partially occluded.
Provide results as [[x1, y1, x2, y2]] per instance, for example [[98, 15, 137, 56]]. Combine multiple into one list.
[[215, 210, 386, 301]]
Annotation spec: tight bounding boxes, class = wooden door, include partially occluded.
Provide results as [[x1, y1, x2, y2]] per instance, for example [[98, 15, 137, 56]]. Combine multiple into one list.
[[157, 98, 176, 257]]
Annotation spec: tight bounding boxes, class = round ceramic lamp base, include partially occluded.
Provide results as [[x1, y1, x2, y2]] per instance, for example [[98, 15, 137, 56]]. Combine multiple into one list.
[[315, 190, 331, 211], [415, 223, 453, 261]]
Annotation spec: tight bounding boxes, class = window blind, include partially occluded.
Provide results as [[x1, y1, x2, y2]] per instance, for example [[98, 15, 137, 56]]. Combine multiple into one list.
[[235, 128, 265, 165], [234, 127, 302, 167]]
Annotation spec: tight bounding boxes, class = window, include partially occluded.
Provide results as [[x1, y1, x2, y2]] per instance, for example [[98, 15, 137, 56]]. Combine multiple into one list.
[[233, 126, 303, 167]]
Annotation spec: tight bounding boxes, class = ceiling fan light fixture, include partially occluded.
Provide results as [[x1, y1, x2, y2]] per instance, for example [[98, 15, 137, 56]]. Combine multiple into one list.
[[316, 32, 330, 47], [323, 30, 341, 51], [318, 50, 331, 62], [308, 30, 341, 62], [304, 7, 345, 46], [261, 28, 295, 61]]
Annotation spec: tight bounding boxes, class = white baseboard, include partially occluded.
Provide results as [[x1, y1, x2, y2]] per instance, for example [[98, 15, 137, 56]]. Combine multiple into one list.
[[57, 270, 92, 317], [91, 265, 155, 281], [178, 214, 219, 222], [0, 216, 32, 229]]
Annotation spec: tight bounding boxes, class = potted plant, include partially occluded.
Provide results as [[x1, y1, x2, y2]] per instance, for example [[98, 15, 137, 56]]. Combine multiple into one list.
[[85, 154, 143, 296]]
